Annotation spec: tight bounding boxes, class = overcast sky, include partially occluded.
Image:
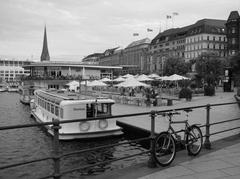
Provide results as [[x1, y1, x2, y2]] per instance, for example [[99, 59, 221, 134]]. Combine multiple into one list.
[[0, 0, 239, 61]]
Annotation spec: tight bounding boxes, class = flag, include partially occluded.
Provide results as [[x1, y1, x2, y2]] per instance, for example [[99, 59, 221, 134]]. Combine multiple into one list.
[[147, 28, 153, 32], [133, 33, 139, 36], [166, 15, 172, 19], [173, 12, 179, 16]]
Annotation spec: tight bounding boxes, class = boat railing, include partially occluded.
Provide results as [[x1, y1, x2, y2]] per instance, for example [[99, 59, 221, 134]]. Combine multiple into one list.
[[0, 100, 240, 178]]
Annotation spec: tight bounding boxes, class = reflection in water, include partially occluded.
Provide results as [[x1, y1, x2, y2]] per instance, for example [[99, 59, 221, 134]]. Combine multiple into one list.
[[0, 93, 149, 178]]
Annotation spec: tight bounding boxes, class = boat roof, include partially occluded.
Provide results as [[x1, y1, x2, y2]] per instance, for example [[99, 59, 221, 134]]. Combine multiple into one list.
[[35, 89, 115, 105]]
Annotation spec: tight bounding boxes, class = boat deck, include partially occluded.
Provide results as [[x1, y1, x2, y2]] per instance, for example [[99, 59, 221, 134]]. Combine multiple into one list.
[[38, 89, 111, 101]]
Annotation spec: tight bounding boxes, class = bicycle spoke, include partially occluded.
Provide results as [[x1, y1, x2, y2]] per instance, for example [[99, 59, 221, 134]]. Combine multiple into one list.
[[153, 133, 176, 167], [186, 126, 203, 156]]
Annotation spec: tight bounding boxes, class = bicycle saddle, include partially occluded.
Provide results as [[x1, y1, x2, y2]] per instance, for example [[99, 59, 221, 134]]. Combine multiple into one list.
[[160, 111, 181, 116], [183, 108, 193, 113]]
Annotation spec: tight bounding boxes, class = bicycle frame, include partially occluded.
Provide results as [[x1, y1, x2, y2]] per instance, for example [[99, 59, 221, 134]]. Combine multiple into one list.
[[166, 116, 191, 142]]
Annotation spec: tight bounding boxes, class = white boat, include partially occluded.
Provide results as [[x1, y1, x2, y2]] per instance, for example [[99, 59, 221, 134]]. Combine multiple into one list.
[[0, 84, 7, 92], [7, 85, 19, 92], [30, 89, 122, 140], [19, 86, 35, 105]]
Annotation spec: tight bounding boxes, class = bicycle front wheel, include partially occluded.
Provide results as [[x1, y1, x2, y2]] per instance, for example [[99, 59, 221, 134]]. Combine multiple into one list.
[[153, 132, 176, 167], [186, 125, 203, 156]]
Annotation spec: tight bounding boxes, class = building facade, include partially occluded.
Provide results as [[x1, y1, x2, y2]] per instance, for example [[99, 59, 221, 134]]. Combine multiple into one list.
[[99, 38, 150, 75], [123, 38, 150, 74], [0, 59, 31, 82], [22, 61, 122, 89], [185, 19, 227, 61], [149, 18, 227, 74], [82, 53, 103, 64], [225, 11, 240, 56]]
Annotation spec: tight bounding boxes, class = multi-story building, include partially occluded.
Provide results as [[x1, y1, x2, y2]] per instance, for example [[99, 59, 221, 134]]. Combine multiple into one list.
[[99, 47, 123, 66], [148, 28, 187, 74], [149, 18, 227, 74], [0, 59, 31, 82], [185, 19, 227, 61], [99, 38, 150, 75], [225, 11, 240, 56], [82, 53, 103, 64], [123, 38, 150, 74]]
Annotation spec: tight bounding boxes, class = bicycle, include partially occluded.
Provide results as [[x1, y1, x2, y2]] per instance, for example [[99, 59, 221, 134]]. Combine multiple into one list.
[[153, 109, 203, 167]]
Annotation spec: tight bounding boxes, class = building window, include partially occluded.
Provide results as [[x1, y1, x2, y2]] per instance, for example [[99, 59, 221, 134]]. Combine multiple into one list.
[[232, 27, 236, 34], [213, 36, 215, 41], [232, 38, 236, 45], [207, 36, 209, 40], [219, 37, 221, 41]]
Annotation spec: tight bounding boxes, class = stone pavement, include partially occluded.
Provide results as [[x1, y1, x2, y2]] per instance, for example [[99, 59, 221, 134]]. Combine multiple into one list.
[[139, 139, 240, 179], [113, 91, 240, 142]]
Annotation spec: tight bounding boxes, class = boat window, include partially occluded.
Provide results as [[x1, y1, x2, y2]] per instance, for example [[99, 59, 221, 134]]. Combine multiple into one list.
[[47, 103, 50, 111], [55, 106, 59, 116], [96, 103, 111, 117], [86, 104, 94, 118], [60, 108, 63, 118], [51, 104, 54, 114]]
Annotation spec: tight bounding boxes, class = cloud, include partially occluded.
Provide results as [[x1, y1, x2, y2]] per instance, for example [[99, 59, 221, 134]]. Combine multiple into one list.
[[0, 0, 239, 60]]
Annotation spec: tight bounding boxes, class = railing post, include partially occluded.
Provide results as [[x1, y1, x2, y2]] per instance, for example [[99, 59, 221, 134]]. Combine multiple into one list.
[[148, 110, 157, 168], [204, 104, 211, 149], [52, 118, 61, 179]]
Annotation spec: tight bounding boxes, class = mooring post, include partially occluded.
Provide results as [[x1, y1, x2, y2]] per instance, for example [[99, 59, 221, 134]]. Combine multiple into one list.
[[148, 110, 157, 168], [204, 104, 211, 149], [52, 118, 61, 179]]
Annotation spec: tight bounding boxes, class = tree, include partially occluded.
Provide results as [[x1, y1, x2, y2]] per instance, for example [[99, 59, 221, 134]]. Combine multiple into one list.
[[195, 53, 227, 95], [195, 54, 226, 86], [163, 57, 190, 76], [229, 53, 240, 86]]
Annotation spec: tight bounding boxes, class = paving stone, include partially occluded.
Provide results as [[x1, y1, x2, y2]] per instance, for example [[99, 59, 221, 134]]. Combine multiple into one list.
[[220, 174, 240, 179], [220, 155, 240, 166], [138, 165, 195, 179], [168, 170, 229, 179], [183, 159, 234, 172], [221, 166, 240, 176]]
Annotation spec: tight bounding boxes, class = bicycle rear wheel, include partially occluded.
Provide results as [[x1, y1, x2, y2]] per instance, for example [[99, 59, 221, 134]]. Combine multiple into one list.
[[153, 132, 176, 167], [186, 125, 203, 156]]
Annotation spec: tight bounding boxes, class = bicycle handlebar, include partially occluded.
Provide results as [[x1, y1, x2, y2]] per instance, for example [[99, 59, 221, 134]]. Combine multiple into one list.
[[158, 111, 181, 117]]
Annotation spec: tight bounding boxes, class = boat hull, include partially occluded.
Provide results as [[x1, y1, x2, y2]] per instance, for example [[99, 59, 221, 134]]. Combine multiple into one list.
[[8, 89, 19, 92], [30, 110, 123, 140], [0, 89, 7, 92], [20, 95, 32, 105]]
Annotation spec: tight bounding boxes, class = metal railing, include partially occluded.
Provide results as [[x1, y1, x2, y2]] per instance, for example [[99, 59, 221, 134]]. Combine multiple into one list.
[[0, 101, 240, 178]]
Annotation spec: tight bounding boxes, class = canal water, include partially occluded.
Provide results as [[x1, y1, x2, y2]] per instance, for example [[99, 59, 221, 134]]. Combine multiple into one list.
[[0, 93, 149, 179]]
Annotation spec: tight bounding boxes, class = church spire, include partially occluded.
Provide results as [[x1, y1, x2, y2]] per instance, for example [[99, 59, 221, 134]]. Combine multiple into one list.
[[41, 25, 50, 61]]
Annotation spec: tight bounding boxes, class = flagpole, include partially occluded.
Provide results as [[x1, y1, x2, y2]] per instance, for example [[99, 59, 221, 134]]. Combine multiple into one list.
[[172, 12, 179, 28], [159, 21, 161, 33], [165, 17, 167, 30]]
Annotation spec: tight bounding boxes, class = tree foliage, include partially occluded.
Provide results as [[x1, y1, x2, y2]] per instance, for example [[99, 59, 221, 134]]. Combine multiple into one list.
[[229, 53, 240, 75], [195, 54, 226, 85], [229, 53, 240, 86], [163, 57, 190, 76]]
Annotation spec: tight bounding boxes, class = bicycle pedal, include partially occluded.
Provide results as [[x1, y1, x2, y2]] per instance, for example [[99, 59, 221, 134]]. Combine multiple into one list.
[[176, 135, 181, 141]]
